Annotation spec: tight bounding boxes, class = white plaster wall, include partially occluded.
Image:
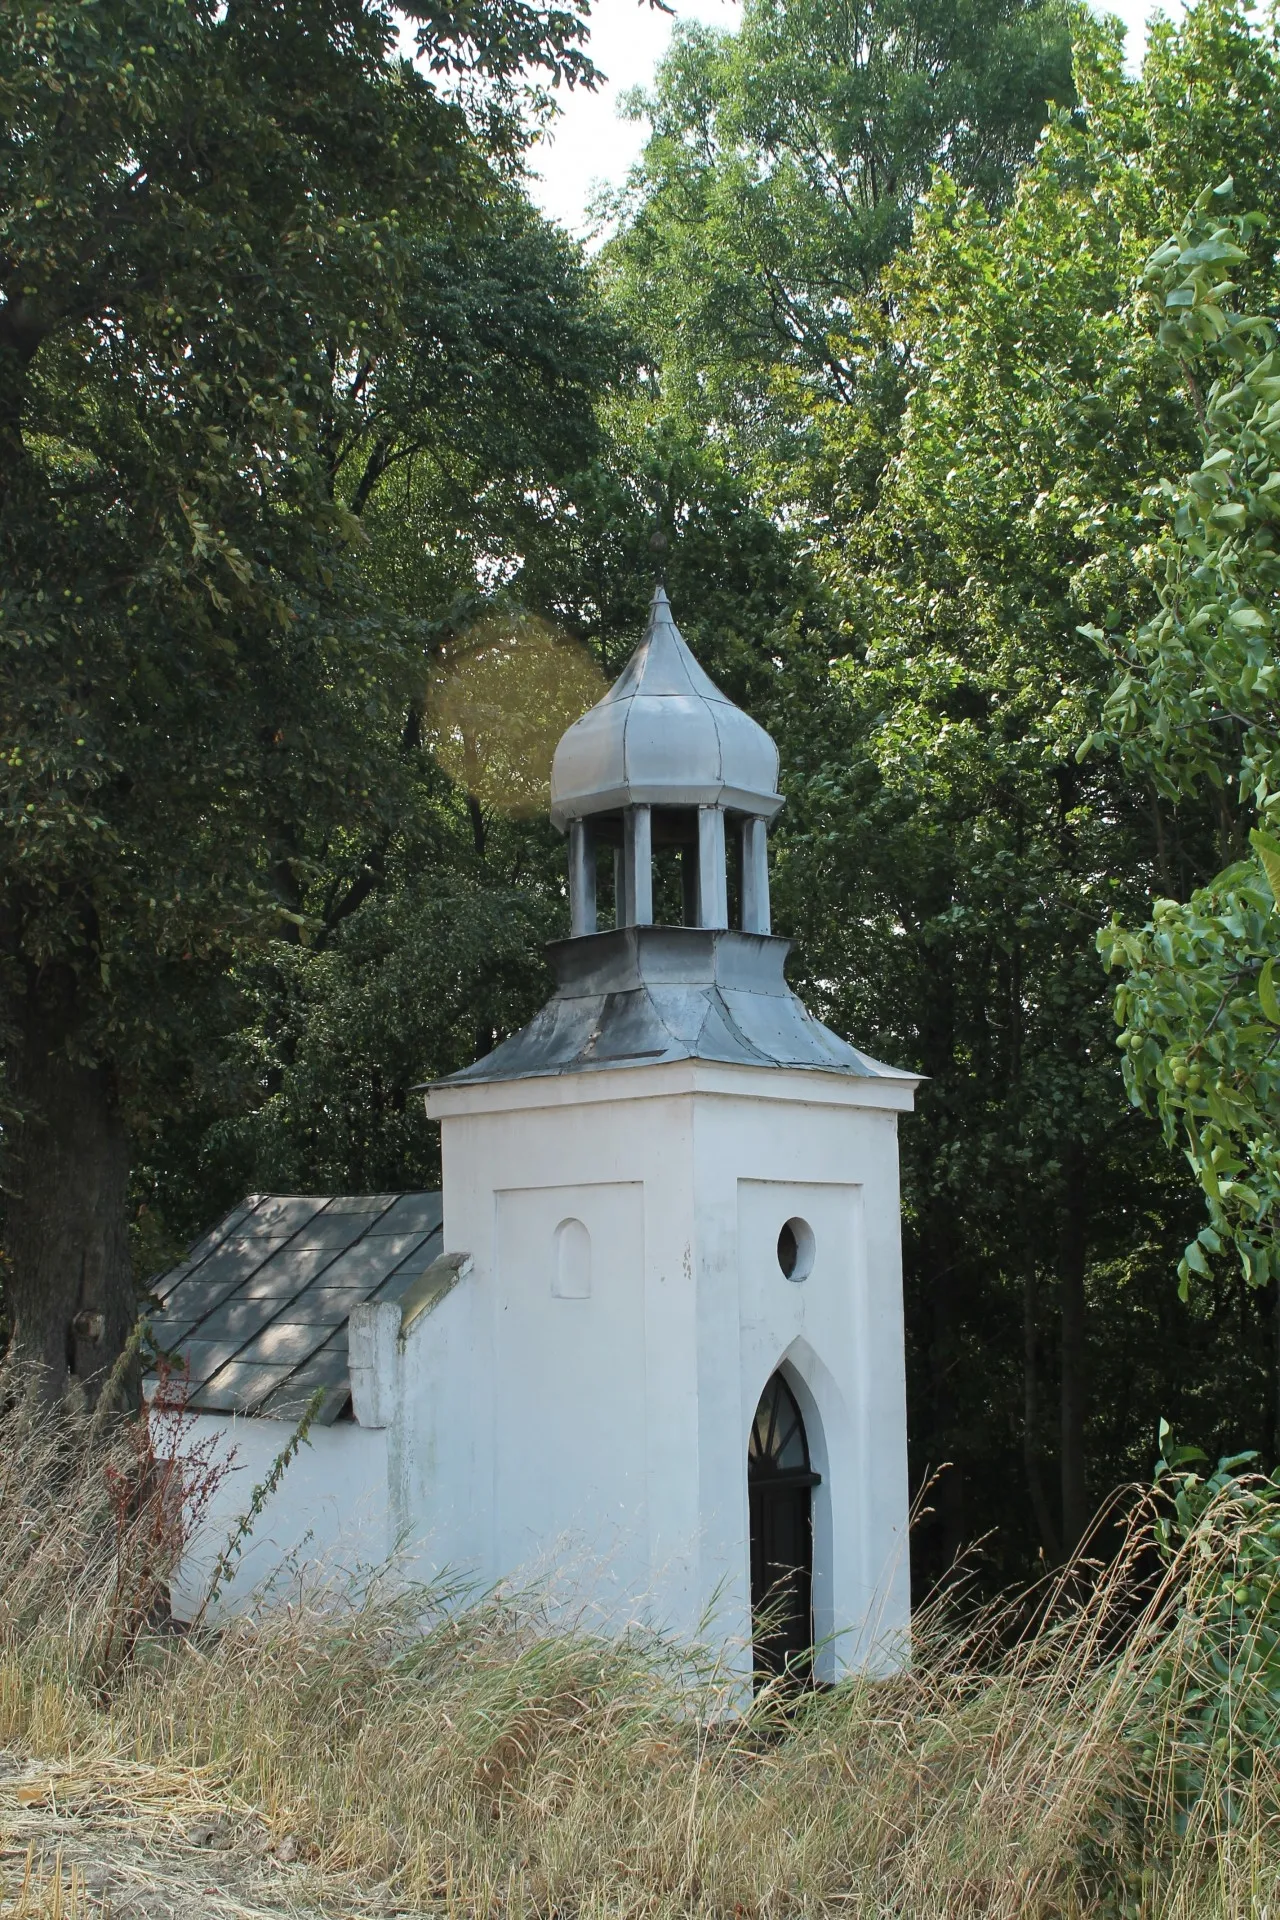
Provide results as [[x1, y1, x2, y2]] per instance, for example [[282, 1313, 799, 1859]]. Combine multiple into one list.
[[166, 1059, 913, 1675], [492, 1182, 649, 1605], [426, 1060, 914, 1676], [384, 1260, 494, 1594], [718, 1113, 912, 1678], [414, 1084, 704, 1634], [737, 1178, 866, 1656], [168, 1412, 390, 1622]]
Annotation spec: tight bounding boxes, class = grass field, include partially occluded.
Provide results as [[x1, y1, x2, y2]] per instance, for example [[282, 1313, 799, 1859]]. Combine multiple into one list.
[[1, 1370, 1277, 1919]]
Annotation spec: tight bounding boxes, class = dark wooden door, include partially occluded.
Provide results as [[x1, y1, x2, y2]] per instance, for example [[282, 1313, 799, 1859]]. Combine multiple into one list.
[[748, 1373, 819, 1679]]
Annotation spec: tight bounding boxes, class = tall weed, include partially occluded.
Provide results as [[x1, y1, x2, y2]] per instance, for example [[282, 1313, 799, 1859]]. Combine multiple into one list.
[[1, 1379, 1278, 1917]]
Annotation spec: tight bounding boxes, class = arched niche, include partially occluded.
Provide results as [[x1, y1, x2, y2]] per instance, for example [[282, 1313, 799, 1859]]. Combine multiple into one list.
[[552, 1217, 591, 1298]]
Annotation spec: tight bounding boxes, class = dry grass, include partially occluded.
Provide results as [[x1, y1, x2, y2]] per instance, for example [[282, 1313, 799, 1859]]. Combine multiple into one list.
[[1, 1368, 1278, 1919], [0, 1852, 91, 1920]]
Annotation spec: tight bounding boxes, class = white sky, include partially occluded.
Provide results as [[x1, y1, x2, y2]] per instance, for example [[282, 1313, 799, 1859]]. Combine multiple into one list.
[[525, 0, 1182, 236]]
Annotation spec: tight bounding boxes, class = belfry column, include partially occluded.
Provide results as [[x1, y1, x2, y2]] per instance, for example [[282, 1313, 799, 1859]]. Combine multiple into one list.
[[741, 817, 771, 934], [568, 820, 596, 937], [696, 806, 727, 929], [623, 806, 653, 927]]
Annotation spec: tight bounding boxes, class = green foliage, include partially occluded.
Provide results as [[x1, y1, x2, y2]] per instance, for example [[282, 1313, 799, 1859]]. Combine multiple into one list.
[[1098, 185, 1280, 1295], [207, 864, 563, 1199], [343, 191, 624, 607], [1095, 190, 1280, 814], [0, 0, 591, 1107], [603, 0, 1075, 513], [598, 0, 1280, 1578], [1102, 865, 1280, 1295], [1147, 1424, 1280, 1822]]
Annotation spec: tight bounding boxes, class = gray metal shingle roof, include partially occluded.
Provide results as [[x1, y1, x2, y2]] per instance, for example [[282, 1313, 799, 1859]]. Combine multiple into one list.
[[436, 926, 918, 1087], [147, 1192, 443, 1423]]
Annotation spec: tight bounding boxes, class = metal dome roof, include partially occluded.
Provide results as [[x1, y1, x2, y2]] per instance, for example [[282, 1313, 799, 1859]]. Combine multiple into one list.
[[549, 587, 782, 830]]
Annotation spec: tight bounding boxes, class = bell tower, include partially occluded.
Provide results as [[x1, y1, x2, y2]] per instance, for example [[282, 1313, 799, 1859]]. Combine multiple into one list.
[[550, 584, 782, 940], [422, 588, 917, 1680]]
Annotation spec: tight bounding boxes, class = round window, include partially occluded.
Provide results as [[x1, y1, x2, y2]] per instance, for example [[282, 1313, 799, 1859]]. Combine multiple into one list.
[[777, 1217, 815, 1282]]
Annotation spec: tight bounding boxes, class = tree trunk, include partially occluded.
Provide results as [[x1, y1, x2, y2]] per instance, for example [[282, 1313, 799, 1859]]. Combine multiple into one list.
[[1023, 1264, 1062, 1563], [914, 896, 965, 1570], [1058, 1139, 1089, 1554], [3, 968, 133, 1404], [926, 1213, 966, 1567]]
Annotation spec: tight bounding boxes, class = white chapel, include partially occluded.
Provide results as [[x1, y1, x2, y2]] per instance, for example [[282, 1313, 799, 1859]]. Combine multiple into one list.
[[153, 587, 918, 1681]]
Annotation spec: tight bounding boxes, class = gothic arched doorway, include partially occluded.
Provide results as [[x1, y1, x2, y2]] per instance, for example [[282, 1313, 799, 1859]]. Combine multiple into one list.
[[748, 1371, 820, 1677]]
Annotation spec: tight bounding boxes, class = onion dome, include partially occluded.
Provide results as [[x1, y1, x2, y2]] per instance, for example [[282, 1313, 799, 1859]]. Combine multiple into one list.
[[549, 587, 782, 831]]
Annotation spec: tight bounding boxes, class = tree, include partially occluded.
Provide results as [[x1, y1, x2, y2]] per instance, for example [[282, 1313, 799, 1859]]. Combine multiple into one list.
[[602, 0, 1280, 1579], [0, 0, 599, 1397], [1097, 183, 1280, 1434], [602, 0, 1075, 517], [782, 82, 1185, 1561], [794, 5, 1280, 1569]]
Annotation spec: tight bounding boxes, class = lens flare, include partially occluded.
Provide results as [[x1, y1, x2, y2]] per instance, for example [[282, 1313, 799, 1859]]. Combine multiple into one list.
[[427, 613, 607, 818]]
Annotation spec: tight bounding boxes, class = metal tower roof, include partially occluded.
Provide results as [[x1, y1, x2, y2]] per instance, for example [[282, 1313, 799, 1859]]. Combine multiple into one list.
[[435, 927, 918, 1087], [549, 586, 782, 829]]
